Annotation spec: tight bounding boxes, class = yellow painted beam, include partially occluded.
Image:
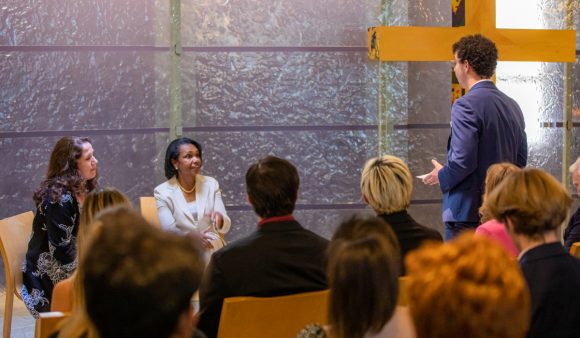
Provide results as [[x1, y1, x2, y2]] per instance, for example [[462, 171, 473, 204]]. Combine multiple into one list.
[[491, 29, 577, 62], [368, 26, 468, 62], [368, 0, 576, 63]]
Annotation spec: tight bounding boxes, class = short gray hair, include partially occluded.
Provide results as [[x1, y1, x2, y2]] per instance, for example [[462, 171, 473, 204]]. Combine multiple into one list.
[[570, 157, 580, 175]]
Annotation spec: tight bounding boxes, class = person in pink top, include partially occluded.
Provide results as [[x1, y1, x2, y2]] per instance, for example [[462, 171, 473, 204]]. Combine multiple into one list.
[[475, 163, 521, 257]]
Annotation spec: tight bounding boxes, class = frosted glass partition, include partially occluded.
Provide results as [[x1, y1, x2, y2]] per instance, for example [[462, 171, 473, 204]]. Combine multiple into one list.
[[0, 0, 169, 45], [0, 0, 578, 246], [1, 52, 164, 131], [180, 0, 379, 47]]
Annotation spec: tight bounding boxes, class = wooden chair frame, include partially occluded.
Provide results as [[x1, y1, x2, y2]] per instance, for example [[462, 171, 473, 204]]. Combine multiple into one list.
[[217, 290, 329, 338], [34, 312, 69, 338], [0, 211, 34, 338]]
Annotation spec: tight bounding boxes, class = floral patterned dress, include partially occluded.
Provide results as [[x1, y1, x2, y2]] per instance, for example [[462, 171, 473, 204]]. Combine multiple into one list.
[[297, 324, 327, 338], [21, 191, 79, 317]]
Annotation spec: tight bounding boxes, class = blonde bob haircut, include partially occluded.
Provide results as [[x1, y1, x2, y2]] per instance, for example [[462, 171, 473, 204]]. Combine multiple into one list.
[[361, 155, 412, 214], [485, 168, 571, 237], [405, 233, 530, 338]]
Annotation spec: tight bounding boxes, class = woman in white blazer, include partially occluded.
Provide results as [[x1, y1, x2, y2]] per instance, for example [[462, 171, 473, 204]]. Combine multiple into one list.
[[154, 138, 231, 253]]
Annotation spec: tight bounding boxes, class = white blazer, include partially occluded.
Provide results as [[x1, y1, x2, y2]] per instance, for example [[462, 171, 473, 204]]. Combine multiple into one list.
[[154, 175, 231, 241]]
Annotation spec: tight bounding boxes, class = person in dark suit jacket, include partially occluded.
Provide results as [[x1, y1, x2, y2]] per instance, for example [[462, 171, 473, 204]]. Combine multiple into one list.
[[564, 156, 580, 251], [197, 156, 329, 338], [361, 155, 442, 274], [422, 34, 527, 240], [486, 168, 580, 338]]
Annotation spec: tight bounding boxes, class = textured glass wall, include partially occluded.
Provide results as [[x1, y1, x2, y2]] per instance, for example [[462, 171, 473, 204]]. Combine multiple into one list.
[[496, 0, 579, 183], [1, 0, 578, 248], [0, 0, 384, 245], [0, 0, 170, 236], [178, 0, 382, 239]]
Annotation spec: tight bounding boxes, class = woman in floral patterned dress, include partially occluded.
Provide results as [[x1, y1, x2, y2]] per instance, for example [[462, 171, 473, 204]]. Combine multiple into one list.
[[22, 136, 98, 317]]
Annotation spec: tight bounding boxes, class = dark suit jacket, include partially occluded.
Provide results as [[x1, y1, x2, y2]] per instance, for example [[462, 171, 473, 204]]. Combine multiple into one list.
[[438, 81, 527, 223], [379, 211, 443, 275], [564, 206, 580, 251], [520, 243, 580, 338], [197, 219, 328, 338]]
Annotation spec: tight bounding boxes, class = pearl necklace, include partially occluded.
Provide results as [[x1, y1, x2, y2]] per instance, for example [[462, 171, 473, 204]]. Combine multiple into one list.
[[177, 180, 195, 194]]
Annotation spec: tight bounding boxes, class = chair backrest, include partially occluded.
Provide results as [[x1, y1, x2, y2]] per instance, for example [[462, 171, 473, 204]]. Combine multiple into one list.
[[0, 210, 34, 338], [398, 276, 409, 306], [34, 312, 70, 338], [0, 211, 34, 298], [217, 290, 329, 338], [140, 196, 160, 228], [570, 242, 580, 258]]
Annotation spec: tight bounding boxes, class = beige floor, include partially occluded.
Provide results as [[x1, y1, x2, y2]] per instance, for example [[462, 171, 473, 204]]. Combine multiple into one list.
[[0, 289, 36, 338]]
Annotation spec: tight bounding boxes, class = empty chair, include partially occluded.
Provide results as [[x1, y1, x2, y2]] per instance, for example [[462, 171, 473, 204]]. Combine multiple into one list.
[[0, 211, 34, 338], [34, 312, 69, 338], [217, 290, 329, 338], [140, 196, 161, 228], [570, 242, 580, 258]]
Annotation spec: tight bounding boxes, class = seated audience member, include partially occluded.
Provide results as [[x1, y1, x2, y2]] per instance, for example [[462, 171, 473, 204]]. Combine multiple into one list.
[[198, 156, 328, 338], [486, 168, 580, 338], [52, 187, 132, 313], [406, 233, 530, 338], [155, 137, 230, 255], [53, 188, 131, 338], [564, 156, 580, 250], [361, 155, 442, 273], [298, 216, 415, 338], [81, 207, 206, 338], [23, 136, 99, 317], [475, 163, 520, 256]]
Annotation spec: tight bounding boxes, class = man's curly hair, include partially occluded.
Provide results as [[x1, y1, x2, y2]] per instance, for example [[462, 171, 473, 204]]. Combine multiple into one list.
[[452, 34, 498, 78]]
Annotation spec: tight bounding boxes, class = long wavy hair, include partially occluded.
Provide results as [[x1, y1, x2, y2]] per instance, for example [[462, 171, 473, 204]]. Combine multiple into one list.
[[33, 136, 99, 205], [57, 188, 132, 338]]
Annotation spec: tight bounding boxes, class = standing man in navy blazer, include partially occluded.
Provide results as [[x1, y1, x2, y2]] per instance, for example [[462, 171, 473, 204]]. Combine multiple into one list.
[[423, 34, 527, 239]]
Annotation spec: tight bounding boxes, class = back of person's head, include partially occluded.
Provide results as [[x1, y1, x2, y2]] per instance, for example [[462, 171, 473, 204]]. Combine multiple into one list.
[[78, 187, 131, 258], [452, 34, 498, 78], [57, 188, 132, 338], [479, 163, 520, 222], [361, 155, 412, 214], [486, 168, 572, 237], [405, 233, 530, 338], [328, 216, 400, 338], [82, 206, 205, 338], [245, 155, 299, 218], [331, 215, 400, 253]]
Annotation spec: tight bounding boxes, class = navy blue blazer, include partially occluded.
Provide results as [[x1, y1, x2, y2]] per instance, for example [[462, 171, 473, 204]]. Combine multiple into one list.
[[520, 243, 580, 338], [438, 81, 527, 222]]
